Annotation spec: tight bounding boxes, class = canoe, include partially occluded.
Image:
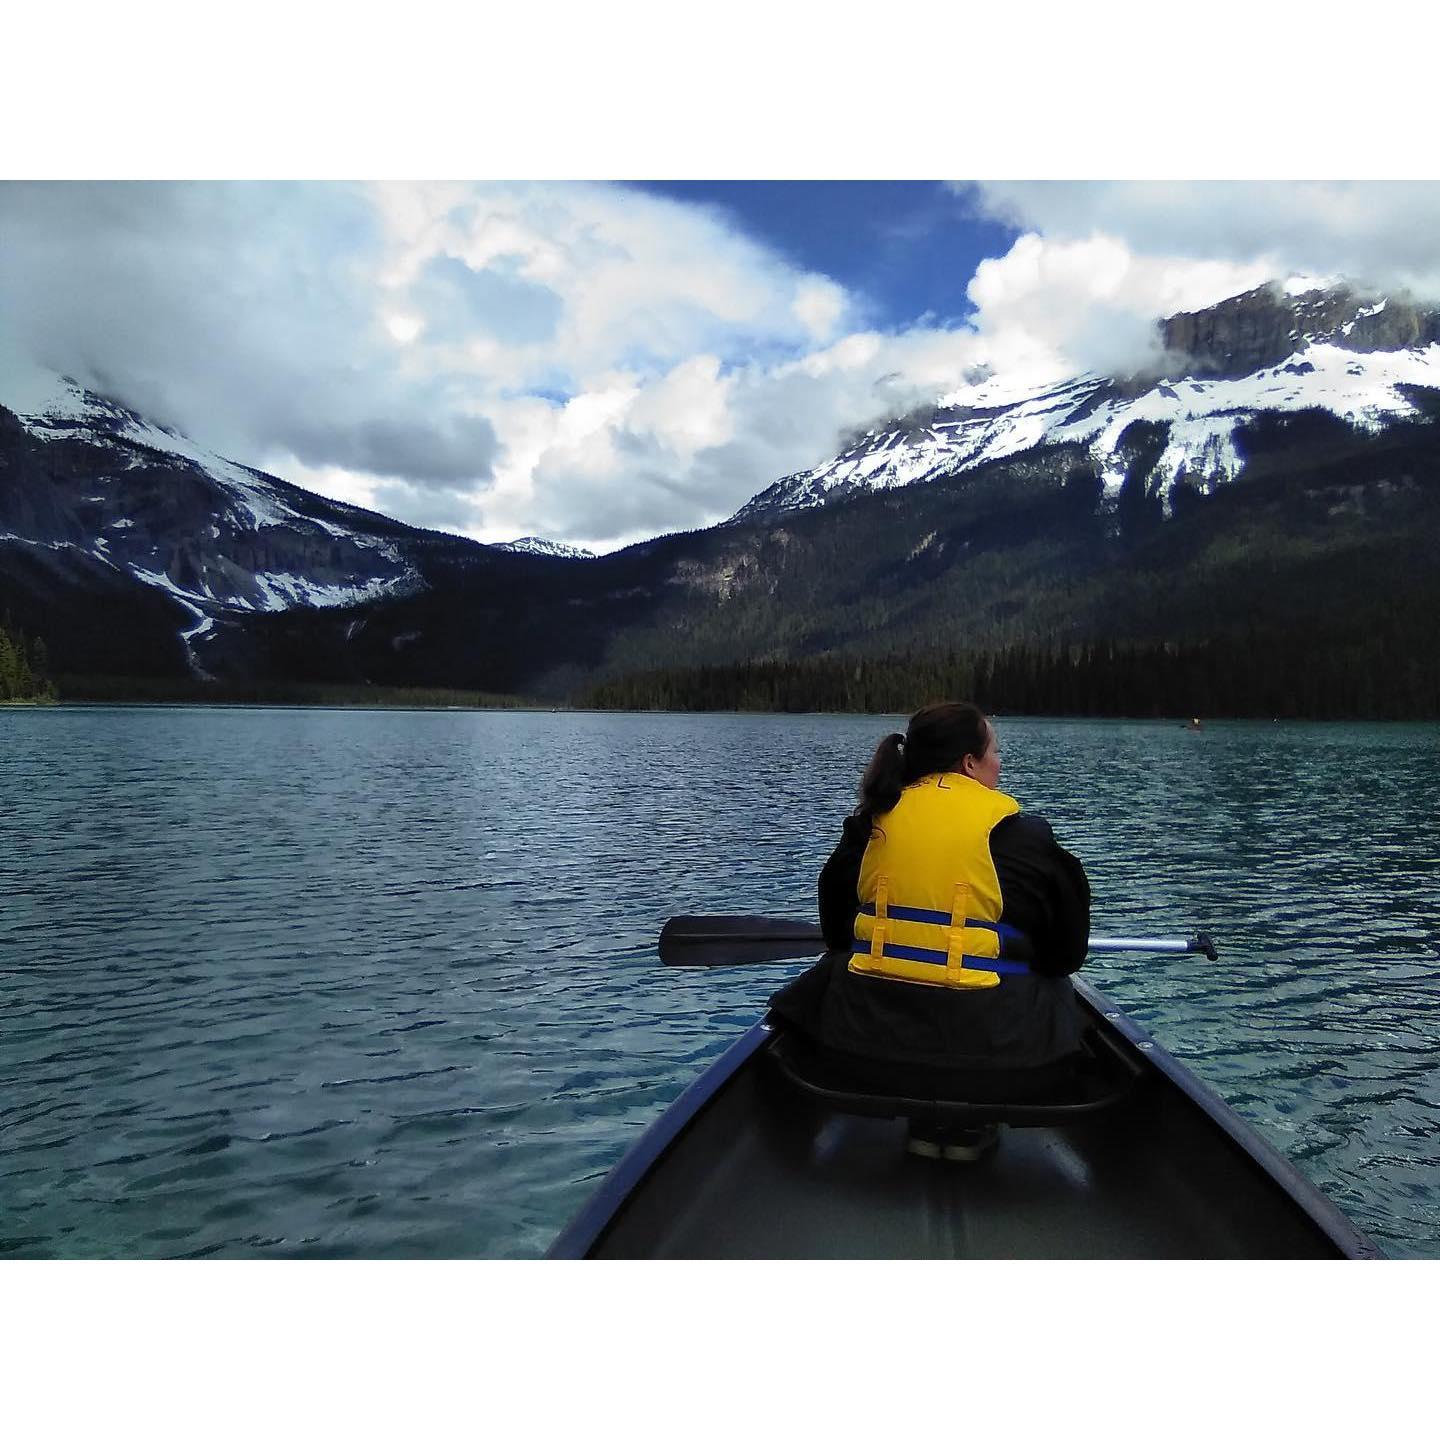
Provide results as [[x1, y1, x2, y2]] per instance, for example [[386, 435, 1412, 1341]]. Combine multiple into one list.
[[548, 973, 1379, 1259]]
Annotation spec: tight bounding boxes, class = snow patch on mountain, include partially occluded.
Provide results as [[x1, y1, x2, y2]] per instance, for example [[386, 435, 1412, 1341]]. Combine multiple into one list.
[[249, 572, 410, 611], [0, 530, 119, 558], [1283, 274, 1342, 297]]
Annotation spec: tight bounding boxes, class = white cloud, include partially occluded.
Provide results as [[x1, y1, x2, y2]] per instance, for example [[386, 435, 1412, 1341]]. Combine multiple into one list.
[[972, 181, 1440, 300], [368, 181, 852, 391], [0, 181, 502, 487], [270, 457, 384, 516], [792, 276, 848, 341], [626, 355, 735, 457], [963, 231, 1273, 381]]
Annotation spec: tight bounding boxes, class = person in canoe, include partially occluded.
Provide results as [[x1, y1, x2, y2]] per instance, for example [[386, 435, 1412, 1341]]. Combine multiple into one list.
[[769, 700, 1091, 1158]]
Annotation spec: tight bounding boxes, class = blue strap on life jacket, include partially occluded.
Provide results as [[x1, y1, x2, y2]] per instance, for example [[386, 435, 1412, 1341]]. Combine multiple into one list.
[[854, 902, 1033, 975], [848, 941, 1033, 976]]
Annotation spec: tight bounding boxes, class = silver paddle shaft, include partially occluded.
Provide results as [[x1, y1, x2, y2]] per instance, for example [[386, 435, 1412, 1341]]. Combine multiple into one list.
[[1089, 936, 1205, 955]]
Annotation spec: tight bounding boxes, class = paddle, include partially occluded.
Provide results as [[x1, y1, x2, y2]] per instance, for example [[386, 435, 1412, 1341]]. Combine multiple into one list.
[[659, 914, 1218, 967]]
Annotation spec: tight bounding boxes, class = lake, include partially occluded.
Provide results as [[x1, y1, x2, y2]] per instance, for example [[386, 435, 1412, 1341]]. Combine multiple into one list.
[[2, 706, 1437, 1258]]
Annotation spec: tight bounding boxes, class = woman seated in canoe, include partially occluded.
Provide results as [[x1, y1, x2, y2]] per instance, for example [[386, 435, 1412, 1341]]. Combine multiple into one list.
[[770, 700, 1091, 1137]]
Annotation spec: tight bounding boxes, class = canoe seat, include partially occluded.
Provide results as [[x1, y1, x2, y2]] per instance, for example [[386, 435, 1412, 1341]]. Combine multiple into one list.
[[765, 1025, 1145, 1128]]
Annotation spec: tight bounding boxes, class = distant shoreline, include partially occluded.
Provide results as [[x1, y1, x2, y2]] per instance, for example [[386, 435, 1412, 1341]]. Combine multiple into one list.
[[20, 670, 1437, 723], [49, 676, 535, 711], [16, 694, 1432, 724]]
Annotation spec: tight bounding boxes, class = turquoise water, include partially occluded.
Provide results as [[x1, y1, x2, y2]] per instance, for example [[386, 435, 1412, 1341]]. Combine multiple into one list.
[[2, 707, 1438, 1258]]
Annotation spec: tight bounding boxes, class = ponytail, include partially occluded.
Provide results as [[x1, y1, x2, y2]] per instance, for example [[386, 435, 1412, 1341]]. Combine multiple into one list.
[[856, 732, 907, 820], [854, 702, 991, 820]]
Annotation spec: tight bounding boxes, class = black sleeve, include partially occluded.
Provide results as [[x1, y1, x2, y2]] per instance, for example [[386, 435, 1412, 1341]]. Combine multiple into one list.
[[818, 813, 869, 951], [989, 813, 1091, 976]]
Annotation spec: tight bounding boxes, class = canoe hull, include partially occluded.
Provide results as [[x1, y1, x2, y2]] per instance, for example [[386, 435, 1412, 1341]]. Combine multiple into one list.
[[548, 978, 1379, 1260]]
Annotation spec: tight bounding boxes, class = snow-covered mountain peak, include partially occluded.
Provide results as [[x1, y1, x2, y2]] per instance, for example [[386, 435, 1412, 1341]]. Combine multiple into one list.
[[733, 285, 1440, 523], [1, 364, 107, 422], [9, 369, 311, 532], [1, 365, 428, 675], [494, 536, 596, 559]]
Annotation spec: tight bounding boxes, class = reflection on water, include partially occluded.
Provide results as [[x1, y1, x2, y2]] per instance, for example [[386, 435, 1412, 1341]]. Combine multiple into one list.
[[2, 707, 1437, 1257]]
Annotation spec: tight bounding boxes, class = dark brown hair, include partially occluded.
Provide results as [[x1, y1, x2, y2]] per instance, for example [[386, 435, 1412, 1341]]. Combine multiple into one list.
[[856, 701, 991, 819]]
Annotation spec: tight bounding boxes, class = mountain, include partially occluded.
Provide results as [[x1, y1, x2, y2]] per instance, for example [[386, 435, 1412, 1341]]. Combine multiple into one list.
[[734, 283, 1440, 522], [0, 371, 513, 680], [494, 536, 596, 559], [3, 281, 1440, 716]]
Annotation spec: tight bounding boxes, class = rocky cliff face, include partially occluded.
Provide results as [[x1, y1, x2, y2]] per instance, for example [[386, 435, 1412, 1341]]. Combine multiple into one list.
[[1161, 283, 1440, 379]]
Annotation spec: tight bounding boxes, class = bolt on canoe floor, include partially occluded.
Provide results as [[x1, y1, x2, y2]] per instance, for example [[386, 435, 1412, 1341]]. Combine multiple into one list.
[[587, 1055, 1348, 1260]]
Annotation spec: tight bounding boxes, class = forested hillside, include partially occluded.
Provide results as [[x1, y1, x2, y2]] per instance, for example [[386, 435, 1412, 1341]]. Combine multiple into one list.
[[582, 405, 1440, 717]]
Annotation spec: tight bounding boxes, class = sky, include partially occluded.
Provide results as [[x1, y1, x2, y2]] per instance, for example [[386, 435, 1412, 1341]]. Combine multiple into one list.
[[7, 178, 1440, 552], [629, 182, 1019, 330]]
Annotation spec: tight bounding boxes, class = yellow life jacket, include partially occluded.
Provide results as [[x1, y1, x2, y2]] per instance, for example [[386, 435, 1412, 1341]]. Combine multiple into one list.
[[850, 772, 1029, 991]]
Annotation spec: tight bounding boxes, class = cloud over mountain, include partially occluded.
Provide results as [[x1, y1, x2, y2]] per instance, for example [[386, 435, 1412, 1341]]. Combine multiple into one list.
[[5, 180, 1435, 551]]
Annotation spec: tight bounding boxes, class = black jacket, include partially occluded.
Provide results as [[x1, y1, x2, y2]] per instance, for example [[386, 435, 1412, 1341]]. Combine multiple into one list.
[[771, 809, 1092, 1071]]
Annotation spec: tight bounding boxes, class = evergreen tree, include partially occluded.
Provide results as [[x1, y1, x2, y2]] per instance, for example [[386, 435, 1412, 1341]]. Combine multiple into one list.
[[0, 616, 55, 702]]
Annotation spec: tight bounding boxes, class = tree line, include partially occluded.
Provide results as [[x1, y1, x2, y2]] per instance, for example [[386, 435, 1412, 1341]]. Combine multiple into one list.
[[581, 627, 1440, 720]]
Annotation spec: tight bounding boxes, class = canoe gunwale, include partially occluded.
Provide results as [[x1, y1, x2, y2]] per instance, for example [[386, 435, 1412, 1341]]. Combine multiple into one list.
[[1071, 978, 1383, 1260], [546, 1022, 773, 1260]]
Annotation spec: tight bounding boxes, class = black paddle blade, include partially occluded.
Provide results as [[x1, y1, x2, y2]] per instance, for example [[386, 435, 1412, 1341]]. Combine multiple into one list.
[[658, 915, 828, 967]]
